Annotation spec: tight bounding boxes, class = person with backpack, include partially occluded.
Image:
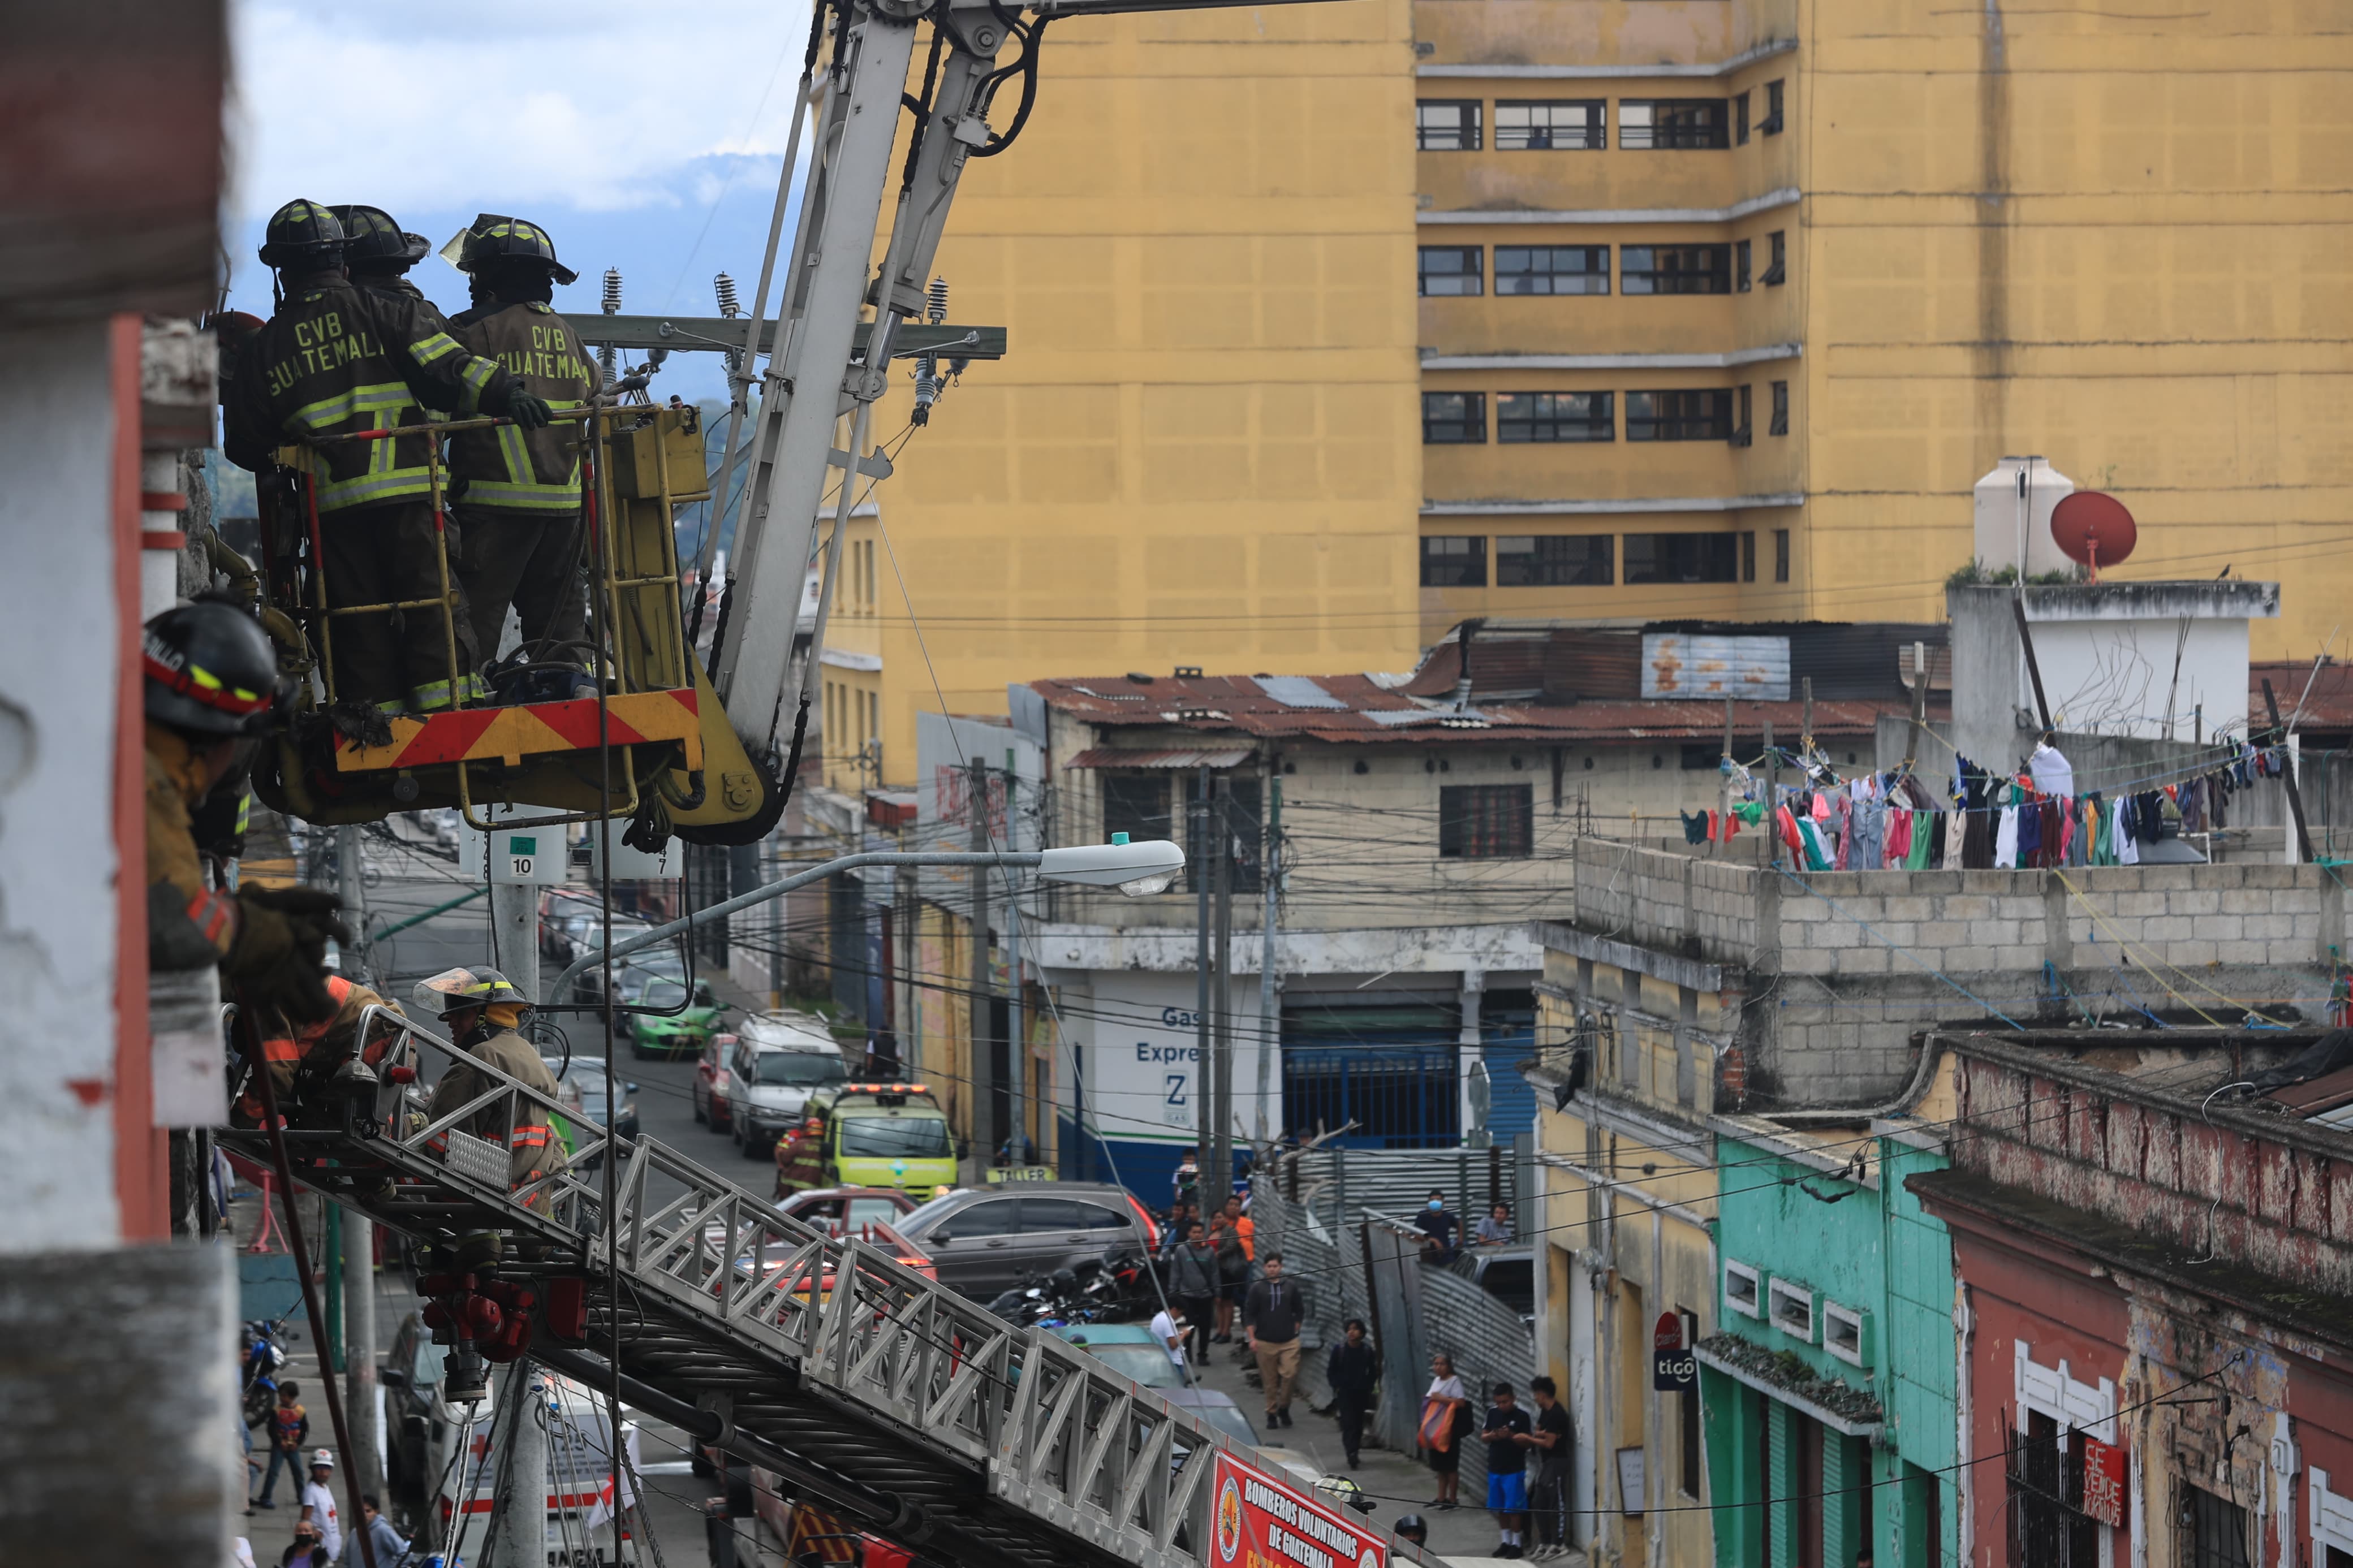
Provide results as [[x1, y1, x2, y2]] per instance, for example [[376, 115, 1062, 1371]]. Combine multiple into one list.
[[1210, 1209, 1251, 1344]]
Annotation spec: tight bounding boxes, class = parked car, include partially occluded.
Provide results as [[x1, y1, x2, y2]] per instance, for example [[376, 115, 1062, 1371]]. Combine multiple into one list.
[[564, 936, 672, 1005], [538, 889, 602, 962], [558, 1066, 639, 1163], [773, 1186, 918, 1237], [894, 1181, 1160, 1302], [1163, 1386, 1259, 1447], [1050, 1323, 1188, 1389], [626, 974, 727, 1059], [1446, 1243, 1535, 1324], [693, 1033, 738, 1130]]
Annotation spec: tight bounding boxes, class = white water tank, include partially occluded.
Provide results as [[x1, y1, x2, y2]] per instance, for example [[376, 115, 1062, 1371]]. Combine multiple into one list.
[[1972, 456, 2075, 578]]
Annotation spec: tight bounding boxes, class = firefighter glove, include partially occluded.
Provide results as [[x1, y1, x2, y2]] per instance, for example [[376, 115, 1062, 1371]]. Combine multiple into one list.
[[227, 886, 351, 1025], [503, 392, 553, 430]]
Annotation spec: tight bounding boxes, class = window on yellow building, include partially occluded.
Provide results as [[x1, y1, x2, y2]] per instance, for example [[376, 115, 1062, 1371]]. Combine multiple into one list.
[[1774, 528, 1791, 582], [1621, 245, 1730, 295], [1618, 99, 1729, 150], [1416, 100, 1482, 151], [1762, 230, 1787, 286], [1421, 535, 1488, 587], [1496, 100, 1603, 151], [1497, 391, 1613, 443], [1741, 530, 1757, 582], [1732, 385, 1753, 448], [1496, 246, 1609, 296], [1418, 245, 1484, 297], [1624, 533, 1740, 585], [1761, 79, 1786, 136], [1422, 392, 1486, 444], [1770, 381, 1790, 437], [1734, 90, 1751, 145], [1439, 784, 1533, 859], [1735, 239, 1752, 291], [1497, 535, 1612, 587], [1625, 389, 1733, 441]]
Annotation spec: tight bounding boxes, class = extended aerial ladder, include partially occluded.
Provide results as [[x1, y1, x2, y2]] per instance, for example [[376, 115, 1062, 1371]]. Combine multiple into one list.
[[219, 1008, 1411, 1568]]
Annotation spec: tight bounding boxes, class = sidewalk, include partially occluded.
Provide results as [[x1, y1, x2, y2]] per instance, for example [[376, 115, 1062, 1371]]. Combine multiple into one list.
[[1178, 1337, 1584, 1567]]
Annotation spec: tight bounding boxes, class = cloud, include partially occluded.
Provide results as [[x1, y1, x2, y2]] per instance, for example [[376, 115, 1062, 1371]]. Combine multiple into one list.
[[227, 1, 813, 221]]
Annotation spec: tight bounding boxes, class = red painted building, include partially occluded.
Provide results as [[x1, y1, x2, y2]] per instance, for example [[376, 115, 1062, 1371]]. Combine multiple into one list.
[[1911, 1031, 2353, 1568]]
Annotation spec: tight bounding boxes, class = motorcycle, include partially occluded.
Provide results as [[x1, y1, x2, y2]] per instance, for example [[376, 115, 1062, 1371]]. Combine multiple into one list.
[[241, 1316, 291, 1428], [988, 1264, 1095, 1327]]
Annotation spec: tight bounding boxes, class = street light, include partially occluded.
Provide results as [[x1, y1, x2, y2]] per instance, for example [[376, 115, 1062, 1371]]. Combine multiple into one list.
[[1036, 836, 1184, 896]]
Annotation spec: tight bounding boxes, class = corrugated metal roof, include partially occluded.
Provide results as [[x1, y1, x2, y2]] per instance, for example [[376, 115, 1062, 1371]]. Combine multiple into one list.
[[1643, 632, 1792, 700], [1251, 675, 1349, 710], [1062, 746, 1255, 769]]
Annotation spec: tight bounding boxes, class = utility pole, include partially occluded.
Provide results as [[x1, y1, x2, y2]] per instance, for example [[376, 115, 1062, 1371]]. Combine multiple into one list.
[[1209, 776, 1234, 1204], [485, 845, 545, 1567], [1005, 760, 1027, 1161], [967, 758, 996, 1163], [334, 824, 383, 1503], [1193, 767, 1211, 1185], [1255, 763, 1281, 1143]]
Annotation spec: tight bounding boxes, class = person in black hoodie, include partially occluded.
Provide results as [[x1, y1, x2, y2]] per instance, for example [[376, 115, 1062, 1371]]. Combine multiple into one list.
[[1326, 1318, 1380, 1468]]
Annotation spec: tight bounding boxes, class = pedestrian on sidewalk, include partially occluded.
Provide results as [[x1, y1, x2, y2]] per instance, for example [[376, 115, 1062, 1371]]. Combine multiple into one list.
[[1325, 1318, 1379, 1468], [343, 1493, 410, 1566], [1162, 1220, 1220, 1363], [1149, 1302, 1190, 1374], [256, 1381, 310, 1508], [1210, 1210, 1249, 1344], [1416, 1192, 1459, 1265], [281, 1520, 331, 1568], [299, 1449, 343, 1562], [1479, 1383, 1534, 1558], [1242, 1253, 1304, 1428], [1527, 1376, 1572, 1559], [1419, 1353, 1468, 1510]]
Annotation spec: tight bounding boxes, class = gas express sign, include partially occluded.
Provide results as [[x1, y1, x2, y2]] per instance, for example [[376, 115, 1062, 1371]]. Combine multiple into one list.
[[1213, 1452, 1386, 1568]]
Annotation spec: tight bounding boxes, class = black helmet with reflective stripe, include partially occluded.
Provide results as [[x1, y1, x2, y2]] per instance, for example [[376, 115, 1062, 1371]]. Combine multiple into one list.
[[328, 204, 430, 268], [258, 198, 346, 269], [143, 601, 286, 737], [457, 213, 579, 287]]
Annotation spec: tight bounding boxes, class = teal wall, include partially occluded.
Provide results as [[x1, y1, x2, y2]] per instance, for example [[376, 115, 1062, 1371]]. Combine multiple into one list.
[[1708, 1132, 1959, 1568]]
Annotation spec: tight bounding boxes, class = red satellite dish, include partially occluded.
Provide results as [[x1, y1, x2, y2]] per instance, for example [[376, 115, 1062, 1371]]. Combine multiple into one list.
[[2050, 491, 2137, 582]]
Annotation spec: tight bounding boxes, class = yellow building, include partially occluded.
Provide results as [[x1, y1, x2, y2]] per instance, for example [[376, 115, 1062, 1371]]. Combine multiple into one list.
[[1413, 1, 2353, 659], [825, 3, 1427, 791]]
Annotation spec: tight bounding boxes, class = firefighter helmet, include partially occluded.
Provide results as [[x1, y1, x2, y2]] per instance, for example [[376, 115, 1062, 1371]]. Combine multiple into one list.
[[143, 602, 286, 738], [411, 966, 531, 1020], [455, 213, 579, 286], [257, 199, 346, 268], [328, 204, 430, 268]]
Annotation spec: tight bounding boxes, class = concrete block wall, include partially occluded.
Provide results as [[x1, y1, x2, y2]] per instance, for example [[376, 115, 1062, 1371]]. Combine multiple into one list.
[[1561, 841, 2345, 1109]]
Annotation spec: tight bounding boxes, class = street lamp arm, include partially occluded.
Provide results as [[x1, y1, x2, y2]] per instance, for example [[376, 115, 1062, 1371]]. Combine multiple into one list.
[[547, 850, 1040, 1004]]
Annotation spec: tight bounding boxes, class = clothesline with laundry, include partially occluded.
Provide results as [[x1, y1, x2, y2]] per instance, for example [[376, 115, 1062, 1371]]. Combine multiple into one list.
[[1677, 737, 2302, 870]]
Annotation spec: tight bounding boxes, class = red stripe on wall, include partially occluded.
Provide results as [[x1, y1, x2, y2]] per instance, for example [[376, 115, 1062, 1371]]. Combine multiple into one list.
[[111, 311, 166, 1241]]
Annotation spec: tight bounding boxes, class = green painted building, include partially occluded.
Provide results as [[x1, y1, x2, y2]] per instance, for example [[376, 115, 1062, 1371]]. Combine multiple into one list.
[[1699, 1119, 1958, 1568]]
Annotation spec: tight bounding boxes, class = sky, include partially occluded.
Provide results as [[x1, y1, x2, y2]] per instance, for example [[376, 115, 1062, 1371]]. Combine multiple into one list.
[[221, 0, 816, 411]]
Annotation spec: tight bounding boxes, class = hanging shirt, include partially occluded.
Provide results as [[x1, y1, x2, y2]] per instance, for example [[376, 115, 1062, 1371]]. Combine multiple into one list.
[[1945, 810, 1969, 868], [2029, 743, 2075, 800], [1995, 806, 2020, 869]]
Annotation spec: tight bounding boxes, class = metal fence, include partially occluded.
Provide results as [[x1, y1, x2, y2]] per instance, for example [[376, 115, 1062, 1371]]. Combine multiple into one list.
[[1250, 1180, 1536, 1496]]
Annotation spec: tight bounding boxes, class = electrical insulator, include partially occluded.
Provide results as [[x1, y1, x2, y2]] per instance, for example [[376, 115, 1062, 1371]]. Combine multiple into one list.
[[714, 271, 742, 318], [912, 355, 938, 426], [926, 276, 949, 325], [601, 267, 623, 316]]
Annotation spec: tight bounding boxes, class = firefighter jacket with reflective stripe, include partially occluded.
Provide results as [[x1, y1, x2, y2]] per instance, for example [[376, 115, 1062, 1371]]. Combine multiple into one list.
[[445, 301, 598, 511], [424, 1028, 570, 1194], [224, 269, 511, 513], [146, 737, 237, 971]]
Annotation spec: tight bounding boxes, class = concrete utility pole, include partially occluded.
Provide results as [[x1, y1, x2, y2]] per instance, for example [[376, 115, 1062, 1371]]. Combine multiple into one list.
[[1193, 768, 1212, 1182], [968, 758, 995, 1161], [334, 824, 383, 1503], [1255, 766, 1280, 1143], [1209, 776, 1234, 1202], [486, 865, 545, 1566], [1005, 762, 1027, 1159]]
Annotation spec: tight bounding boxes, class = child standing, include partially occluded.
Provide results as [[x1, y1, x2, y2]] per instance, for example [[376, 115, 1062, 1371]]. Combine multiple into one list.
[[255, 1381, 309, 1508]]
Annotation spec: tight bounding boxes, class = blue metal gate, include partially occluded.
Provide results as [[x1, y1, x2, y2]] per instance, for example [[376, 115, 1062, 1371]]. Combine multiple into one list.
[[1282, 1046, 1462, 1148]]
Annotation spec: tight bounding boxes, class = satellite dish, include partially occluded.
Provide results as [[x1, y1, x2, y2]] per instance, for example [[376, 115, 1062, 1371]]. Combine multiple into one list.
[[2050, 491, 2137, 581]]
